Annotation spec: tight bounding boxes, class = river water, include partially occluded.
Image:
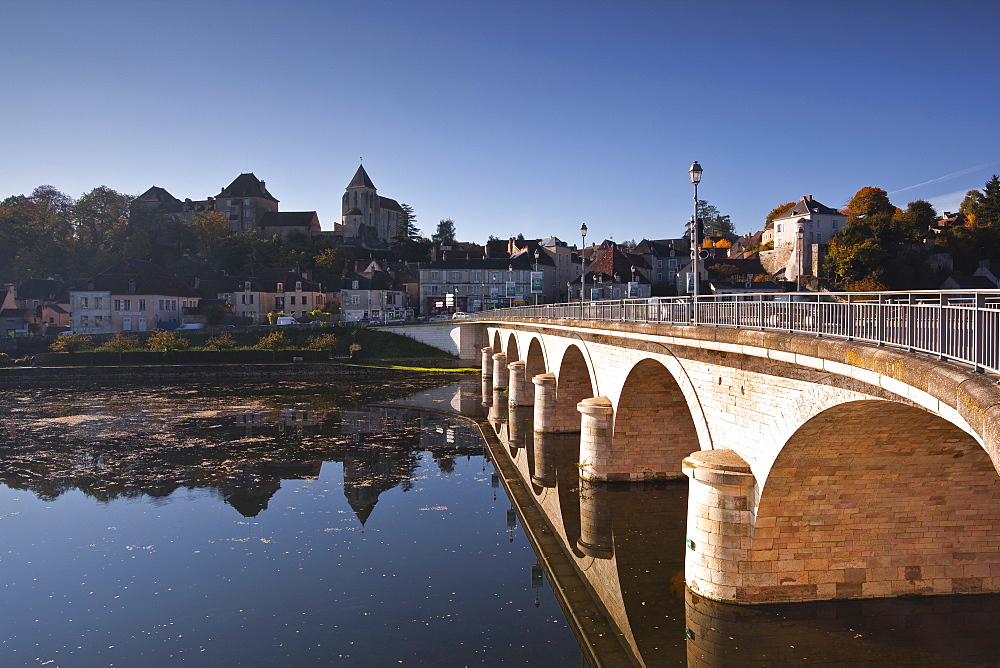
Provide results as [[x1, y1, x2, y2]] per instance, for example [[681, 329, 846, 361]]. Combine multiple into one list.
[[2, 375, 1000, 666]]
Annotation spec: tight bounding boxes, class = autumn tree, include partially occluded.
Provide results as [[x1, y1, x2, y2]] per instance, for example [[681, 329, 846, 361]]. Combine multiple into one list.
[[697, 200, 735, 239], [146, 330, 190, 352], [764, 202, 795, 229]]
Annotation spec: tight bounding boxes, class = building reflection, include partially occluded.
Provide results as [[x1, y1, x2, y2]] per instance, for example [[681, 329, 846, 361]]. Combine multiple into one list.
[[0, 384, 481, 522]]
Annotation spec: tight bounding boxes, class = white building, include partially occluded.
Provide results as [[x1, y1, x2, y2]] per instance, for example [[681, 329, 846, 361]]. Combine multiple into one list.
[[771, 195, 846, 282]]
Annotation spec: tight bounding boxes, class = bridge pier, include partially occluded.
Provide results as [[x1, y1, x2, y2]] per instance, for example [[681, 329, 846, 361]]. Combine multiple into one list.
[[532, 373, 558, 433], [578, 479, 614, 559], [492, 352, 508, 389], [577, 396, 615, 481], [507, 361, 529, 406], [682, 449, 754, 603], [480, 347, 493, 377]]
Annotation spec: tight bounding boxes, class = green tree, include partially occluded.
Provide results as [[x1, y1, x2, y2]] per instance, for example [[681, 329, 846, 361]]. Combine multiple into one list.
[[394, 203, 421, 243], [71, 186, 134, 271], [432, 218, 457, 245], [698, 200, 735, 239]]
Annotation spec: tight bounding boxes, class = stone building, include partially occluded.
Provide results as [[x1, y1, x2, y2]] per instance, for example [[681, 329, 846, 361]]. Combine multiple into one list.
[[768, 195, 845, 282], [336, 164, 404, 247]]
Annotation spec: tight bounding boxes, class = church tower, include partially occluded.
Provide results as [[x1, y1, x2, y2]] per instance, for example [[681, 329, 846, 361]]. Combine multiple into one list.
[[338, 164, 402, 245]]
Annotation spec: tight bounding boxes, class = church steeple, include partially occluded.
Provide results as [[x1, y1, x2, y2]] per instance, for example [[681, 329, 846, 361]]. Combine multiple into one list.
[[348, 164, 376, 190]]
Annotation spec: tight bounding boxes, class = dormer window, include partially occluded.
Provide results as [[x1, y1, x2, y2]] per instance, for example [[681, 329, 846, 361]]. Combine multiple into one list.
[[352, 280, 359, 290], [277, 282, 284, 292], [128, 280, 136, 294], [295, 281, 302, 292], [244, 281, 251, 291]]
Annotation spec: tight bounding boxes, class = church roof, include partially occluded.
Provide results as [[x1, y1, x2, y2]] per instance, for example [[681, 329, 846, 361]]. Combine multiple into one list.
[[218, 173, 278, 202], [259, 211, 319, 228], [379, 196, 403, 212], [348, 164, 376, 190]]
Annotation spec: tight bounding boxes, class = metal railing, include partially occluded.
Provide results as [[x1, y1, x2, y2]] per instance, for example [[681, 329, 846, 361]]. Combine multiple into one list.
[[470, 291, 1000, 377]]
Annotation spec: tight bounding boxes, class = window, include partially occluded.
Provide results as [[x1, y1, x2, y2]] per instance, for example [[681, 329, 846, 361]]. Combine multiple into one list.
[[431, 286, 439, 295], [289, 296, 296, 305], [128, 281, 136, 294], [94, 297, 102, 308], [351, 295, 360, 305], [472, 271, 482, 282], [244, 199, 250, 205], [244, 281, 252, 291], [114, 299, 122, 311], [138, 299, 146, 311], [431, 271, 439, 281], [657, 260, 663, 268], [277, 283, 283, 292], [451, 271, 460, 281], [124, 300, 131, 311], [80, 315, 89, 327], [777, 223, 783, 233], [95, 316, 103, 326], [295, 281, 302, 291], [352, 280, 359, 290], [301, 296, 308, 305], [80, 296, 89, 308]]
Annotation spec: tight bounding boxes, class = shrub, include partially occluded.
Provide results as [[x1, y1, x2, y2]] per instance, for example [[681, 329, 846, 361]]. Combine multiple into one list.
[[253, 332, 292, 351], [49, 334, 93, 353], [306, 333, 338, 352], [205, 332, 237, 350], [146, 330, 190, 352], [98, 333, 143, 353], [349, 342, 362, 358]]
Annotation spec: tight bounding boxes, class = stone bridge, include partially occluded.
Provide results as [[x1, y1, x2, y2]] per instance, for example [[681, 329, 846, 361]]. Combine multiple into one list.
[[385, 318, 1000, 605]]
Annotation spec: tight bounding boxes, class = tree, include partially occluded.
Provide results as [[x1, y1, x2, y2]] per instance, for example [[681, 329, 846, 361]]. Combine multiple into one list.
[[697, 200, 735, 239], [892, 200, 937, 240], [306, 333, 338, 353], [960, 175, 1000, 229], [394, 203, 421, 244], [99, 333, 142, 363], [432, 218, 457, 245], [764, 202, 795, 229], [146, 330, 190, 352], [49, 334, 92, 353], [205, 332, 237, 350], [71, 186, 133, 271]]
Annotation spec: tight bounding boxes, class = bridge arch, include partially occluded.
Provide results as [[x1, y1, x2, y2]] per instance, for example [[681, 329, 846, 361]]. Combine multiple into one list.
[[748, 400, 1000, 602], [491, 329, 501, 354], [554, 344, 596, 433], [609, 358, 699, 481], [505, 333, 520, 364]]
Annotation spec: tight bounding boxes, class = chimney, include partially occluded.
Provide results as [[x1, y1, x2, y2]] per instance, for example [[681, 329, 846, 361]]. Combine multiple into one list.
[[801, 195, 812, 201]]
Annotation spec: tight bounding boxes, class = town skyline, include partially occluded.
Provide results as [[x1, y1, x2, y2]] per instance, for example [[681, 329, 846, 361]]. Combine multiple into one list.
[[2, 1, 998, 243]]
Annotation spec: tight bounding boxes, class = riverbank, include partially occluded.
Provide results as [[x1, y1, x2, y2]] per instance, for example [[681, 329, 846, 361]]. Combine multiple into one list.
[[0, 360, 477, 387]]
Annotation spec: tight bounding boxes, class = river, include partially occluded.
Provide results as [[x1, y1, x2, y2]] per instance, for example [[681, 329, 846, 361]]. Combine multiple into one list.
[[2, 375, 1000, 666]]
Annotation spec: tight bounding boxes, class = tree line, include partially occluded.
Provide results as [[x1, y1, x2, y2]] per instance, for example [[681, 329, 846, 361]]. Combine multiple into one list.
[[824, 176, 1000, 290], [0, 184, 468, 283]]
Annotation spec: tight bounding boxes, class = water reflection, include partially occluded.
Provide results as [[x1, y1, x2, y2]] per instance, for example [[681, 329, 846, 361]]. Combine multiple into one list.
[[475, 376, 1000, 666], [0, 379, 482, 519], [0, 378, 580, 665]]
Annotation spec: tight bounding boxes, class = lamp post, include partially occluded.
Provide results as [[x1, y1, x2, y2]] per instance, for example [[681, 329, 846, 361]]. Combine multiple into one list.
[[534, 249, 540, 306], [689, 161, 703, 325], [580, 223, 588, 311], [508, 264, 513, 308], [631, 264, 637, 298], [797, 226, 804, 291]]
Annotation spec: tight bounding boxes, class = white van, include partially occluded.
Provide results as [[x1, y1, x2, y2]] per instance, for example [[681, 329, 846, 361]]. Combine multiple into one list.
[[275, 316, 298, 326]]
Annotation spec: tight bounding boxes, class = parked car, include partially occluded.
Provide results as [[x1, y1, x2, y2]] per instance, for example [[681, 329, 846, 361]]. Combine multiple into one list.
[[451, 311, 470, 320], [177, 323, 205, 330]]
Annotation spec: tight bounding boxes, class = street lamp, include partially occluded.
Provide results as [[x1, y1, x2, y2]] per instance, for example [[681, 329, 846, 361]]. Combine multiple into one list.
[[580, 223, 588, 310], [689, 161, 703, 325], [533, 249, 540, 306], [797, 226, 805, 291], [508, 264, 513, 308]]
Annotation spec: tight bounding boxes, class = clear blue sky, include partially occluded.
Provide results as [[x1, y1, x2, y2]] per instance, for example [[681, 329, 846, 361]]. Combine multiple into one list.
[[2, 0, 998, 244]]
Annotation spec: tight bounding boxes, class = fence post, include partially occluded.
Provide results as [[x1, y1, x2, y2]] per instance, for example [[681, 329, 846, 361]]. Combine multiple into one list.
[[975, 292, 984, 372]]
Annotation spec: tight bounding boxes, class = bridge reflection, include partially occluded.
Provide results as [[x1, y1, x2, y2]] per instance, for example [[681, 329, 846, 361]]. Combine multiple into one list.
[[467, 376, 1000, 666]]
